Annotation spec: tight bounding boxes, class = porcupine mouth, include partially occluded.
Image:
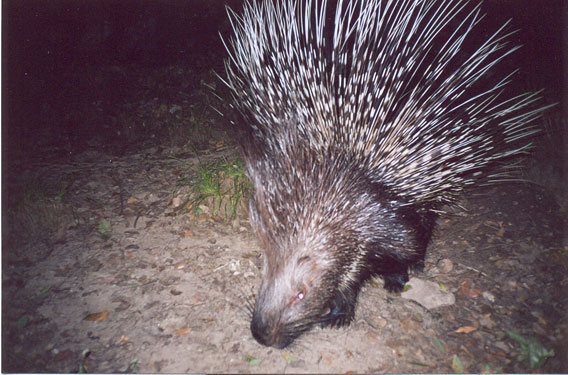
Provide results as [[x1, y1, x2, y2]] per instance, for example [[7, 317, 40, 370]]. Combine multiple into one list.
[[250, 320, 297, 348]]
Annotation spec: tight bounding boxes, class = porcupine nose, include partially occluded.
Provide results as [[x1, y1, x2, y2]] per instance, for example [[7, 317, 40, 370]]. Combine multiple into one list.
[[250, 310, 276, 347], [250, 311, 292, 348]]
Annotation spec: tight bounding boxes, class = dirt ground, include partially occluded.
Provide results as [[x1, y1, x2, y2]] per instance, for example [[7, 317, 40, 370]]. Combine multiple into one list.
[[2, 137, 566, 373]]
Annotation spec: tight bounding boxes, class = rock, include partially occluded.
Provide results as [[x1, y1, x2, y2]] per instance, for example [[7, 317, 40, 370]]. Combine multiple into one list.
[[494, 341, 510, 353], [482, 291, 495, 303], [402, 278, 455, 309], [437, 258, 454, 273], [479, 314, 496, 329], [171, 196, 183, 208]]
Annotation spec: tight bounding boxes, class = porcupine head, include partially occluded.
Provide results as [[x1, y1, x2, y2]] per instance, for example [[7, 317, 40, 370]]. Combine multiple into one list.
[[223, 0, 547, 348]]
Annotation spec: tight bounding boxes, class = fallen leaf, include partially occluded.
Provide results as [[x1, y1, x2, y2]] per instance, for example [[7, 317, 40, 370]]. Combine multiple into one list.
[[116, 335, 129, 344], [455, 326, 477, 333], [174, 259, 189, 269], [84, 310, 108, 321], [175, 327, 192, 335], [468, 288, 482, 297], [245, 354, 261, 366], [459, 280, 482, 298], [282, 353, 299, 362], [181, 229, 194, 238]]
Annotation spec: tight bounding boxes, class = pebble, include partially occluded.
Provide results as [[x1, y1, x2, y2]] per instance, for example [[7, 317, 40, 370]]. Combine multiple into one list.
[[479, 315, 496, 329], [437, 258, 453, 273], [494, 341, 510, 353], [171, 196, 182, 208], [482, 291, 495, 302]]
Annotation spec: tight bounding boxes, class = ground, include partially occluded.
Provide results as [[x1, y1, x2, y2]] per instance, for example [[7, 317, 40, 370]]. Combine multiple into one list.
[[2, 132, 566, 373]]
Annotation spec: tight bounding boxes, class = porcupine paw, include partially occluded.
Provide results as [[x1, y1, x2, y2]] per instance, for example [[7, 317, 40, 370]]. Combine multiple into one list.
[[382, 271, 409, 293], [409, 259, 425, 273], [321, 295, 355, 329]]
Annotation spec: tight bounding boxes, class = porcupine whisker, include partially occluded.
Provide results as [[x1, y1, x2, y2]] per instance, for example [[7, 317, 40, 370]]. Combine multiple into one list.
[[232, 274, 256, 318]]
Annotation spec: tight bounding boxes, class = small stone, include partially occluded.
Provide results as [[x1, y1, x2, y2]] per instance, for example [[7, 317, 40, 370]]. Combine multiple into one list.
[[171, 196, 182, 208], [494, 341, 510, 353], [437, 258, 453, 273], [479, 315, 496, 329], [366, 315, 388, 329], [482, 291, 495, 303]]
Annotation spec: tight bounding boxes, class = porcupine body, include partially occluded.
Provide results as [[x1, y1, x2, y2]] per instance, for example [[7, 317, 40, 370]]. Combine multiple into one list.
[[222, 0, 545, 348]]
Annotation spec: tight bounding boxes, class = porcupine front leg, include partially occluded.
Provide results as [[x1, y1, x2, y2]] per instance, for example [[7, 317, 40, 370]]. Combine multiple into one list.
[[321, 289, 358, 328], [380, 204, 438, 291]]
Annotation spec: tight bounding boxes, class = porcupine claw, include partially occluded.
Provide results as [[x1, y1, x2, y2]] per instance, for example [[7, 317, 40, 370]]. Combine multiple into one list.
[[321, 293, 356, 329], [382, 271, 410, 293]]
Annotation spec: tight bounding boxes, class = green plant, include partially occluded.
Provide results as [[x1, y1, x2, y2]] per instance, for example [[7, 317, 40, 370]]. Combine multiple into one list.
[[188, 158, 250, 220], [481, 363, 504, 374], [452, 354, 465, 373], [506, 330, 554, 371], [97, 219, 112, 240]]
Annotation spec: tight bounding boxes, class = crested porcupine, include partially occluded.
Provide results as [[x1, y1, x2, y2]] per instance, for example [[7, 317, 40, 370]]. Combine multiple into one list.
[[222, 0, 548, 348]]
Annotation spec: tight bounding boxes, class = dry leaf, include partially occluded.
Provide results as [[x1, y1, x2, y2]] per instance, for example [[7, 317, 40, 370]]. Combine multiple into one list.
[[468, 288, 482, 297], [175, 327, 192, 335], [459, 280, 482, 298], [174, 259, 190, 269], [496, 226, 505, 237], [455, 326, 477, 333], [116, 335, 129, 344], [84, 310, 108, 321]]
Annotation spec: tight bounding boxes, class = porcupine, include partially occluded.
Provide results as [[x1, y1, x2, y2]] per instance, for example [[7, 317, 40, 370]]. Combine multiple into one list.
[[221, 0, 547, 348]]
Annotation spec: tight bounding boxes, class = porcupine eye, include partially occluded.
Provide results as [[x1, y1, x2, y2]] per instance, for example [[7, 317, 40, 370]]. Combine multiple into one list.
[[289, 289, 305, 306], [293, 256, 310, 304]]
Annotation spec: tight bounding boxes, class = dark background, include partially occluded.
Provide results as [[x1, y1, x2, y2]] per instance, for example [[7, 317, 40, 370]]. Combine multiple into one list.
[[2, 0, 564, 164]]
